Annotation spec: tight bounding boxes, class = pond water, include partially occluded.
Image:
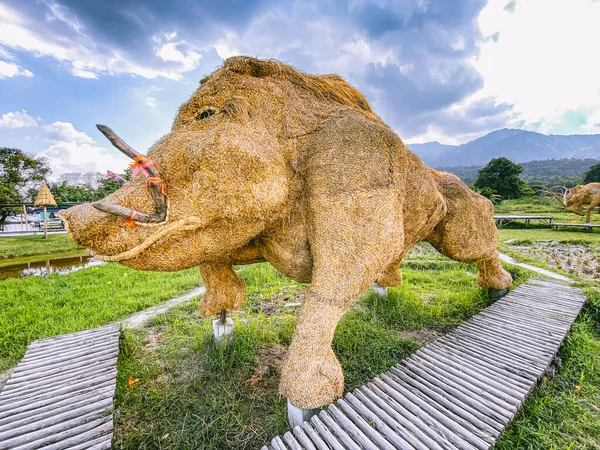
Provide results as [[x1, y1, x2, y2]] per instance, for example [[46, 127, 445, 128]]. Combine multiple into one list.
[[0, 254, 104, 280]]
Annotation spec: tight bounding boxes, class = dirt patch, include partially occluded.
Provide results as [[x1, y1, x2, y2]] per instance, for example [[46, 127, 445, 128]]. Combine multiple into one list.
[[249, 286, 306, 316], [247, 345, 288, 385], [397, 329, 443, 345], [259, 345, 287, 372], [143, 327, 165, 352]]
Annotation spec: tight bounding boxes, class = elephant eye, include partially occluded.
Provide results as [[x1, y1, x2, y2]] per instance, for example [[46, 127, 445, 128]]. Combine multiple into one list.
[[196, 108, 216, 120]]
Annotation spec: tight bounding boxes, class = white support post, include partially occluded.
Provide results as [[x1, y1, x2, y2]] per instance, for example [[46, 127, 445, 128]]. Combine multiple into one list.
[[373, 282, 388, 298], [212, 314, 234, 344], [488, 288, 508, 300], [287, 398, 320, 428]]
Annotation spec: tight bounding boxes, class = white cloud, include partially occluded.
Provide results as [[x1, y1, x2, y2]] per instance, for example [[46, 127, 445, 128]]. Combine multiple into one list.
[[153, 33, 202, 75], [580, 108, 600, 134], [41, 121, 94, 143], [37, 121, 130, 178], [0, 60, 33, 79], [70, 67, 98, 79], [0, 110, 39, 128], [145, 96, 157, 107], [0, 3, 202, 80], [475, 0, 600, 134]]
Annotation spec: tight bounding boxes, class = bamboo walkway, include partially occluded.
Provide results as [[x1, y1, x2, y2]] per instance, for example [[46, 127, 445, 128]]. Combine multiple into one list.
[[261, 279, 587, 450], [0, 324, 120, 450]]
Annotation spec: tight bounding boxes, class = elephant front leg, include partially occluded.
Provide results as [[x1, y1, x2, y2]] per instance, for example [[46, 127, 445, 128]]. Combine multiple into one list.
[[279, 293, 349, 409], [280, 189, 403, 409], [198, 263, 246, 317]]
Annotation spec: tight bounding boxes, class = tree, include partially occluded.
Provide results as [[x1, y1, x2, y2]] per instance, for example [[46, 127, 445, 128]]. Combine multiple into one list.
[[93, 176, 123, 199], [474, 157, 531, 200], [583, 162, 600, 184], [36, 171, 127, 203], [48, 182, 95, 203], [0, 148, 50, 230]]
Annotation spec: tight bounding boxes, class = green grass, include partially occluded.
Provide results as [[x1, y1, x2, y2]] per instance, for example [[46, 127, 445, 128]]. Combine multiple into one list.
[[0, 234, 83, 261], [0, 263, 202, 372], [113, 261, 530, 449]]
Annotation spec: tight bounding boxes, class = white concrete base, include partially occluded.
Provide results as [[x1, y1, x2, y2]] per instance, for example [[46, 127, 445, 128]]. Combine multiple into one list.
[[287, 399, 320, 428], [212, 316, 234, 344], [373, 283, 388, 298], [488, 288, 509, 300]]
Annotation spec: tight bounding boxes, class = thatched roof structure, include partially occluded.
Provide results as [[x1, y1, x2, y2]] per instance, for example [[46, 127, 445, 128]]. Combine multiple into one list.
[[34, 182, 57, 207]]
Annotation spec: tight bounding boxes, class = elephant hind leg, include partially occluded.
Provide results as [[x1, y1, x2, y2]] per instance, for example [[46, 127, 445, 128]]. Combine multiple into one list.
[[427, 225, 512, 290], [425, 189, 512, 290], [475, 257, 513, 290]]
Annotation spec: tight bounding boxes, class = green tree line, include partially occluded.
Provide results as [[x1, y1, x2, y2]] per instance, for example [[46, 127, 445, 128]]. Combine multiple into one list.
[[0, 147, 126, 230]]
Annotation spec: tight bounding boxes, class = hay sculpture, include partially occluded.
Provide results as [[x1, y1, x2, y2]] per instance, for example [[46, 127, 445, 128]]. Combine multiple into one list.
[[35, 182, 57, 239], [548, 183, 600, 223], [60, 56, 513, 409]]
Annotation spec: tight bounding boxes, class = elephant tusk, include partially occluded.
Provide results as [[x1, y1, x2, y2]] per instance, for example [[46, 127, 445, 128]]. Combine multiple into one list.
[[93, 202, 166, 224], [96, 124, 167, 222]]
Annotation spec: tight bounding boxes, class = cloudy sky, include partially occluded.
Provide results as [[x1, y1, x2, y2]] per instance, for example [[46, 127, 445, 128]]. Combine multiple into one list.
[[0, 0, 599, 178]]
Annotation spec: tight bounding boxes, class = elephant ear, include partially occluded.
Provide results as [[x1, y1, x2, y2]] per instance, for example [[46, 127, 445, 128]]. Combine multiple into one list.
[[188, 124, 289, 225]]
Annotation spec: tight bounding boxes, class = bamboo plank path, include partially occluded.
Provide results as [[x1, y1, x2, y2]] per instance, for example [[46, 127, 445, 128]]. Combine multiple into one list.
[[261, 279, 587, 450], [0, 324, 120, 450]]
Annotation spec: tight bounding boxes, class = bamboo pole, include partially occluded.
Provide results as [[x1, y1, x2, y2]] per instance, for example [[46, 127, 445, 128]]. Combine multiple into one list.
[[43, 206, 47, 239], [22, 205, 28, 231]]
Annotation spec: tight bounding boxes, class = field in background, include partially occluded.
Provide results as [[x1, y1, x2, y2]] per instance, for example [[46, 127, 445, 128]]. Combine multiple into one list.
[[0, 234, 83, 263], [495, 196, 600, 225]]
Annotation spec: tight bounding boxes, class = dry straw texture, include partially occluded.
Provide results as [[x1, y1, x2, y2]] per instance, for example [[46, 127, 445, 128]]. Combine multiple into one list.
[[61, 56, 512, 408], [34, 182, 57, 207]]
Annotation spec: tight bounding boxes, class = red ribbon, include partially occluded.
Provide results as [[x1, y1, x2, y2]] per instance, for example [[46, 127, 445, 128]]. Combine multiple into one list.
[[121, 211, 137, 227], [130, 155, 157, 178]]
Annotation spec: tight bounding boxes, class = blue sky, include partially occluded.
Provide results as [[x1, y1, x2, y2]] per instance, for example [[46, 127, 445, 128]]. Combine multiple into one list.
[[0, 0, 599, 178]]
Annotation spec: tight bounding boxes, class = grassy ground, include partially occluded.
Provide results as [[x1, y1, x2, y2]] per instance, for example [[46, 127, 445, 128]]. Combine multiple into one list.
[[0, 263, 202, 372], [0, 234, 83, 262], [113, 257, 529, 449]]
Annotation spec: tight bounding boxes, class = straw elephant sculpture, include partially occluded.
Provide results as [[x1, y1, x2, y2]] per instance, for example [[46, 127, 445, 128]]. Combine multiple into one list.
[[60, 56, 512, 409]]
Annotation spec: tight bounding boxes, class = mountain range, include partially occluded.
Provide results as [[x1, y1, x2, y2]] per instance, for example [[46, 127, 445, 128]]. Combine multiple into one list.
[[408, 129, 600, 167]]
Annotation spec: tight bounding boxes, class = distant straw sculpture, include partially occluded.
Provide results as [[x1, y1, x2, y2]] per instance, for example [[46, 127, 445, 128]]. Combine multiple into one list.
[[34, 182, 57, 239], [60, 56, 512, 409], [547, 182, 600, 223]]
